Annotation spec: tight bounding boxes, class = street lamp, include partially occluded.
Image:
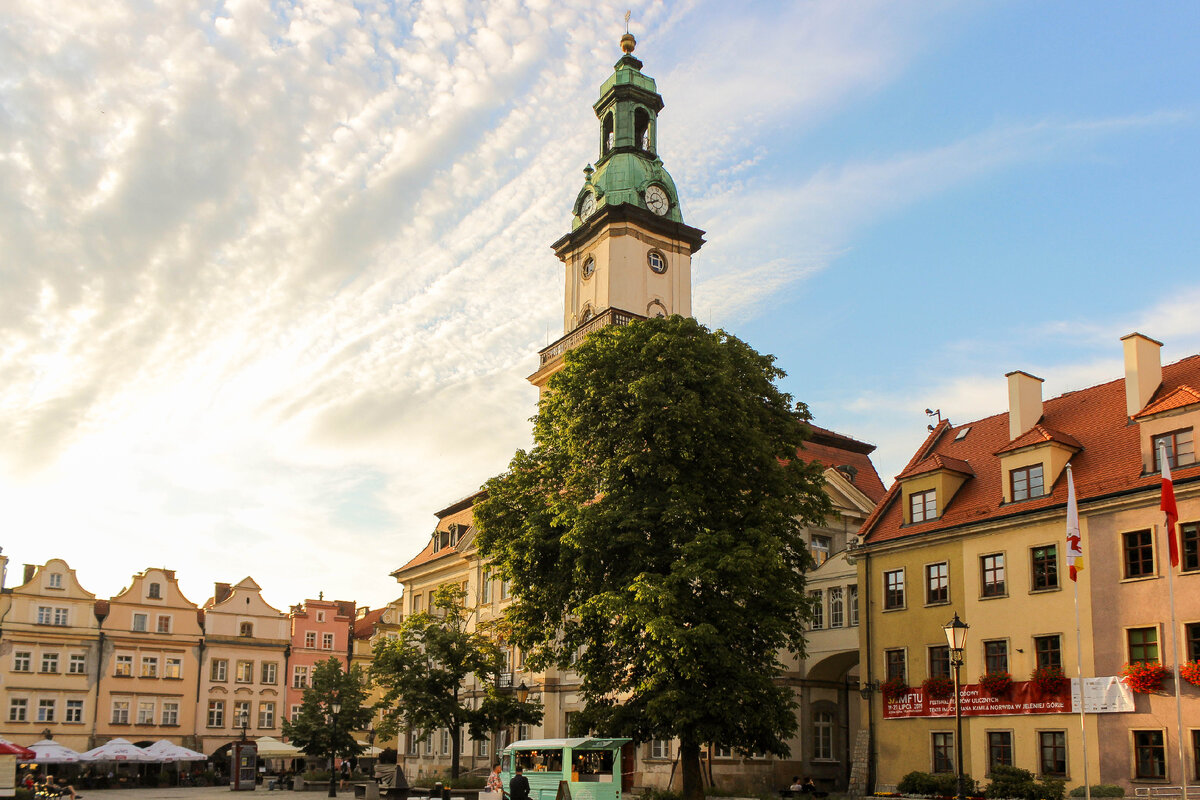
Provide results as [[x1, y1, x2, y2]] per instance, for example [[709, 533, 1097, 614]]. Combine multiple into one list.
[[327, 700, 342, 798], [943, 613, 969, 800], [515, 682, 529, 704], [238, 709, 250, 742]]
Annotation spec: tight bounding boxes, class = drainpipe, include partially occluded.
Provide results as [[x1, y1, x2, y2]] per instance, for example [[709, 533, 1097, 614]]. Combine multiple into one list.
[[862, 550, 876, 795]]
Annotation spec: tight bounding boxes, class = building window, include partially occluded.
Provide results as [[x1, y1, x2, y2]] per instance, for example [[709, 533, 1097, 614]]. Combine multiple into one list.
[[207, 700, 225, 728], [482, 570, 492, 603], [240, 622, 254, 637], [440, 729, 451, 756], [132, 613, 148, 632], [1032, 545, 1059, 591], [69, 653, 87, 674], [1011, 464, 1045, 501], [911, 490, 937, 523], [929, 646, 951, 679], [162, 702, 179, 726], [1128, 627, 1159, 664], [292, 665, 309, 688], [1182, 522, 1199, 572], [259, 702, 276, 729], [1187, 623, 1200, 662], [981, 553, 1006, 597], [137, 700, 155, 725], [236, 660, 253, 683], [650, 740, 671, 759], [813, 711, 834, 760], [931, 732, 955, 774], [262, 662, 278, 684], [13, 651, 31, 672], [1153, 428, 1195, 470], [235, 701, 251, 727], [212, 658, 230, 681], [316, 611, 326, 623], [156, 614, 171, 633], [148, 582, 161, 599], [55, 607, 68, 625], [1038, 731, 1066, 776], [65, 700, 84, 723], [37, 606, 67, 626], [9, 699, 27, 722], [37, 606, 51, 625], [112, 700, 130, 724], [810, 591, 824, 630], [848, 585, 859, 626], [479, 738, 489, 758], [811, 535, 831, 566], [48, 573, 63, 589], [987, 731, 1014, 772], [165, 657, 182, 679], [37, 699, 56, 722], [500, 578, 511, 600], [1124, 529, 1155, 578], [305, 631, 317, 648], [884, 569, 905, 609], [885, 649, 906, 682], [322, 632, 334, 650], [41, 653, 59, 673], [829, 587, 844, 628], [1134, 730, 1166, 779], [1034, 635, 1063, 670], [290, 705, 301, 721], [1194, 731, 1200, 781], [115, 654, 133, 676], [926, 562, 949, 605], [984, 640, 1009, 674], [141, 656, 158, 678], [410, 594, 422, 614], [647, 250, 667, 274]]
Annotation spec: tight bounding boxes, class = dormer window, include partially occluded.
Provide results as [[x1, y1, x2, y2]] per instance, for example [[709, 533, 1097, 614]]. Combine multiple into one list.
[[1153, 428, 1194, 470], [240, 622, 253, 637], [1011, 464, 1045, 501], [910, 490, 937, 523], [48, 573, 63, 589], [148, 582, 161, 599]]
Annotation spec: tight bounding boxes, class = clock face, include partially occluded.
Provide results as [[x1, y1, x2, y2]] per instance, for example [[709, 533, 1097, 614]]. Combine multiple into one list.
[[644, 185, 669, 216], [580, 192, 596, 219]]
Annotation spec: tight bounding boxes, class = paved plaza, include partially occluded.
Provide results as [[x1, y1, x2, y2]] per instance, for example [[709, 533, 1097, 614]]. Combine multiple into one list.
[[60, 789, 342, 800]]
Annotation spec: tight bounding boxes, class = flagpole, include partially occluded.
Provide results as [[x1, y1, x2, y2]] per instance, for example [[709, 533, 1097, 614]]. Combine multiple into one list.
[[1158, 445, 1188, 800], [1066, 465, 1091, 800]]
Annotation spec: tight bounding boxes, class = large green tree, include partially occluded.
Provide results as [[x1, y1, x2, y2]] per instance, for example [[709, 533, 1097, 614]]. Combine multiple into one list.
[[474, 315, 831, 800], [370, 584, 542, 779], [282, 657, 374, 796]]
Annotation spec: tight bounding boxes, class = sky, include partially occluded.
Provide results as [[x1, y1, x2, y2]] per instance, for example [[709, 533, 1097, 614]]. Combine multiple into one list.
[[2, 0, 1198, 612]]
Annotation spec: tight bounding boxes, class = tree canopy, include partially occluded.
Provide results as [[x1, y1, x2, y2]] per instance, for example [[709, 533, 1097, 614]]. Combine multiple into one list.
[[474, 315, 831, 800], [282, 657, 374, 778], [370, 584, 542, 778]]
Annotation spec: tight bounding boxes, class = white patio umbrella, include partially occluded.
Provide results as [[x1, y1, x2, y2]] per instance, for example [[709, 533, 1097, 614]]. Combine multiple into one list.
[[144, 740, 207, 762], [27, 740, 82, 764], [80, 738, 158, 762], [253, 737, 302, 758]]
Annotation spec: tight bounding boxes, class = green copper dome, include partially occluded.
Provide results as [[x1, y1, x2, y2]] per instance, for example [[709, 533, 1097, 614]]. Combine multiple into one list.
[[572, 37, 684, 229]]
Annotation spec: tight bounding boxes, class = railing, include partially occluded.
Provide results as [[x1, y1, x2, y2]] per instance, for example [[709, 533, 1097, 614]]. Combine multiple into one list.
[[496, 672, 514, 689], [538, 308, 644, 367]]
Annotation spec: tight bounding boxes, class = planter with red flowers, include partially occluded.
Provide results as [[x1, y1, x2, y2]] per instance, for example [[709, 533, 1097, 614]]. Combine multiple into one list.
[[1122, 661, 1172, 694], [922, 675, 954, 700], [1180, 660, 1200, 687], [1030, 665, 1069, 695], [881, 676, 910, 702], [978, 670, 1013, 697]]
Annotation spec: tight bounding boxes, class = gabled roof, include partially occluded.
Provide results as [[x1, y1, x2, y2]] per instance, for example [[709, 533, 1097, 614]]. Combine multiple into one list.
[[354, 607, 386, 639], [391, 536, 461, 577], [896, 453, 975, 480], [1133, 384, 1200, 419], [798, 424, 887, 503], [861, 353, 1200, 546], [994, 423, 1082, 455]]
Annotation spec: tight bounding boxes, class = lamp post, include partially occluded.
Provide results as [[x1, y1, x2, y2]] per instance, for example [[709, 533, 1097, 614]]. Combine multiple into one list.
[[943, 613, 969, 800], [327, 700, 342, 798], [239, 709, 250, 742]]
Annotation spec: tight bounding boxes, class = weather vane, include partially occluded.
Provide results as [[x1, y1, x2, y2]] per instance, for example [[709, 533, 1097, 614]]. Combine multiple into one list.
[[624, 10, 631, 33]]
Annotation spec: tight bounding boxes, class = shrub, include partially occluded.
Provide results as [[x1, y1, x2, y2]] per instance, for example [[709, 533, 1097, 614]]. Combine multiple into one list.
[[898, 771, 941, 795], [1068, 786, 1125, 798], [923, 676, 955, 700], [1121, 661, 1171, 693], [305, 770, 333, 782], [640, 789, 682, 800], [984, 765, 1063, 800]]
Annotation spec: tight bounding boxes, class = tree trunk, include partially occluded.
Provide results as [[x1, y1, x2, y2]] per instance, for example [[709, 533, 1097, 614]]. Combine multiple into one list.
[[451, 721, 461, 779], [679, 739, 704, 800]]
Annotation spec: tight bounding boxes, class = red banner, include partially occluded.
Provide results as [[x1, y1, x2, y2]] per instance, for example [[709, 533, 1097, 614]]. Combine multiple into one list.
[[883, 680, 1072, 719]]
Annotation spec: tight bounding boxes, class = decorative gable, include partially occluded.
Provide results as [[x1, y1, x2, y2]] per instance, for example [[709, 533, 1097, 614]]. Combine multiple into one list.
[[895, 454, 974, 525]]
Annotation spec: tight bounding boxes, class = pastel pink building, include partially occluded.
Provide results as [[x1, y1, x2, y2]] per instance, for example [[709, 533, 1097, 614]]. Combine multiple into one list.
[[285, 598, 354, 723]]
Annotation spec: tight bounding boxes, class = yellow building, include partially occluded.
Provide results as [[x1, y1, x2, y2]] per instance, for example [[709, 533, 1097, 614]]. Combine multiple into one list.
[[857, 334, 1200, 793], [0, 558, 102, 752], [94, 567, 203, 747], [196, 577, 290, 756]]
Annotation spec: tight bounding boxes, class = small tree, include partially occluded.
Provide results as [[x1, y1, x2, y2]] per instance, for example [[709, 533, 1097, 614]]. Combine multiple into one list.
[[371, 584, 542, 778], [282, 657, 374, 796], [474, 315, 832, 800]]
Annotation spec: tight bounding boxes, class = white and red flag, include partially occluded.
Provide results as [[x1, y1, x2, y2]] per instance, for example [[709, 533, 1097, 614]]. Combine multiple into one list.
[[1066, 466, 1084, 581], [1160, 446, 1180, 567]]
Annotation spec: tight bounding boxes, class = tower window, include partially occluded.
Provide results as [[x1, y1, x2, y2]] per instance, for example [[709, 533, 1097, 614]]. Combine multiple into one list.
[[582, 256, 595, 279], [647, 251, 667, 274], [602, 113, 614, 156], [634, 108, 652, 152]]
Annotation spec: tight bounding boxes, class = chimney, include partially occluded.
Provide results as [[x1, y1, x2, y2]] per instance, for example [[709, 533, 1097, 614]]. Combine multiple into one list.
[[214, 582, 233, 605], [1006, 370, 1044, 440], [23, 564, 36, 584], [1122, 332, 1163, 417]]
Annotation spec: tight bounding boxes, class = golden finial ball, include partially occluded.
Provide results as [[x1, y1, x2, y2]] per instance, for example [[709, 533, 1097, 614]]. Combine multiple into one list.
[[620, 33, 636, 54]]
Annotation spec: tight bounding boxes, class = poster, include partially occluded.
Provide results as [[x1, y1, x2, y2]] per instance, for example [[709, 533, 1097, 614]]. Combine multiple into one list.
[[882, 677, 1132, 719]]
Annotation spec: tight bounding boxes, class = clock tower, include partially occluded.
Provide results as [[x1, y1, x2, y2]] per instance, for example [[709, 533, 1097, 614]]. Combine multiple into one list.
[[529, 33, 705, 392]]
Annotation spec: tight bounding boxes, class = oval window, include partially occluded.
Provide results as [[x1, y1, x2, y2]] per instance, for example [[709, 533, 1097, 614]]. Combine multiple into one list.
[[647, 251, 667, 274], [582, 256, 595, 279]]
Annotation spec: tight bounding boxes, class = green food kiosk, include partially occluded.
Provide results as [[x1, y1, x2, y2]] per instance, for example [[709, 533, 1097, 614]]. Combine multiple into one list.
[[501, 738, 631, 800]]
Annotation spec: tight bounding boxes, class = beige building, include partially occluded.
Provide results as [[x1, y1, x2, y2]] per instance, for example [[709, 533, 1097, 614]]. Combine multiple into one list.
[[94, 567, 203, 747], [197, 577, 290, 756], [0, 557, 102, 752]]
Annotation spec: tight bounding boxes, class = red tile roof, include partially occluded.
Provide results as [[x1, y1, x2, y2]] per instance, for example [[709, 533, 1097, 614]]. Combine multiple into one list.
[[862, 353, 1200, 545], [993, 423, 1082, 455], [799, 424, 887, 503], [391, 537, 460, 576], [354, 608, 386, 638], [896, 453, 975, 480], [1133, 384, 1200, 419]]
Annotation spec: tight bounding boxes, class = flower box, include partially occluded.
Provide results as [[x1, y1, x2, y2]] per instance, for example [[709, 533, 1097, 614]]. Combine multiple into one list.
[[978, 670, 1013, 697], [1122, 661, 1171, 693], [922, 676, 954, 700], [881, 676, 910, 702], [1030, 665, 1068, 694], [1180, 660, 1200, 687]]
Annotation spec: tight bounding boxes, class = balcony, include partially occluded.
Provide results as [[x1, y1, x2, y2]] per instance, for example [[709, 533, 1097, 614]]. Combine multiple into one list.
[[538, 308, 644, 368]]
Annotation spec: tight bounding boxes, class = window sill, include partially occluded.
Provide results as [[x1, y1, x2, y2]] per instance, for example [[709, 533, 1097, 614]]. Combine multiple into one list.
[[1121, 574, 1160, 583], [164, 676, 183, 681], [160, 723, 180, 728], [110, 722, 130, 726], [112, 674, 133, 679], [1029, 586, 1061, 594], [979, 593, 1008, 601], [924, 600, 950, 608], [882, 606, 907, 613]]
